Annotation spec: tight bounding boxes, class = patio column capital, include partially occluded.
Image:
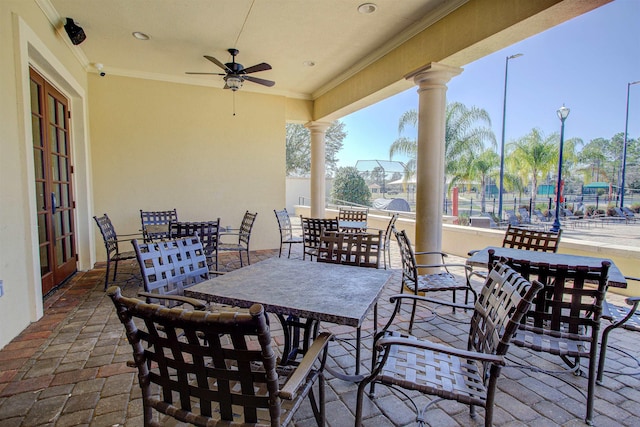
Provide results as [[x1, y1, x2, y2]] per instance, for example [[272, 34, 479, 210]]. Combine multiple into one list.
[[406, 62, 462, 89], [305, 121, 331, 217]]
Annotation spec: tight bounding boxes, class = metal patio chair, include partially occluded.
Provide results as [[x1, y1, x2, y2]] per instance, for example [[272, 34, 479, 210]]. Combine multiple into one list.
[[169, 220, 221, 272], [300, 216, 339, 260], [108, 287, 332, 427], [140, 208, 178, 242], [395, 228, 477, 333], [93, 213, 140, 290], [218, 210, 257, 267], [380, 213, 399, 269], [274, 208, 303, 258], [355, 261, 542, 427], [488, 249, 610, 425]]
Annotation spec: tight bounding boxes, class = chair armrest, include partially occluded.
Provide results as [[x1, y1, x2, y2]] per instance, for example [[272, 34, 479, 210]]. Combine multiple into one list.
[[467, 249, 479, 256], [415, 251, 447, 257], [279, 332, 332, 400], [137, 292, 207, 310], [389, 293, 474, 311], [376, 335, 505, 365]]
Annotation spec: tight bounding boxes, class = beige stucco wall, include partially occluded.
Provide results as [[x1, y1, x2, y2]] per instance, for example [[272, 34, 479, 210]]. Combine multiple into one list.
[[89, 74, 288, 260], [1, 0, 90, 347]]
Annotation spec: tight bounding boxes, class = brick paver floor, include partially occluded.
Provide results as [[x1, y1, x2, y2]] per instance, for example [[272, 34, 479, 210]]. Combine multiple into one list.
[[0, 242, 638, 426]]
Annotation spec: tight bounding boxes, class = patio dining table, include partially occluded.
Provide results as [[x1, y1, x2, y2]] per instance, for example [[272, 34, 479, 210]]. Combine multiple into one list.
[[466, 246, 627, 288], [185, 257, 393, 380]]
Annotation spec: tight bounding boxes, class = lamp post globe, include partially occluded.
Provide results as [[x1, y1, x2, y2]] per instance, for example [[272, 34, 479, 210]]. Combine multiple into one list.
[[550, 105, 570, 233]]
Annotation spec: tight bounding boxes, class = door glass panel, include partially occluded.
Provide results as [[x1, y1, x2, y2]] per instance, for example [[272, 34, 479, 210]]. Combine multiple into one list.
[[54, 210, 62, 239], [33, 150, 45, 180], [61, 183, 69, 208], [39, 245, 50, 275], [55, 238, 63, 266], [63, 209, 71, 235], [36, 182, 46, 211], [51, 154, 59, 181], [32, 117, 42, 147], [59, 156, 68, 181], [48, 94, 55, 123], [56, 101, 64, 126], [58, 129, 67, 155], [30, 80, 41, 114], [49, 124, 58, 153], [65, 236, 73, 260], [37, 213, 48, 243]]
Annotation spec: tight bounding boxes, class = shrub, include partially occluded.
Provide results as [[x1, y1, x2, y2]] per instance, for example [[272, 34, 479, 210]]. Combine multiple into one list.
[[331, 167, 371, 206]]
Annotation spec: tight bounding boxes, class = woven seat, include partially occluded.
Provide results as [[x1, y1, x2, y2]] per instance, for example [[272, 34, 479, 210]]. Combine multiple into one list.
[[300, 216, 339, 260], [93, 213, 140, 290], [597, 276, 640, 384], [355, 262, 542, 427], [217, 210, 257, 267], [489, 249, 610, 425], [108, 287, 331, 427], [395, 228, 477, 333], [274, 208, 303, 258], [140, 209, 178, 242]]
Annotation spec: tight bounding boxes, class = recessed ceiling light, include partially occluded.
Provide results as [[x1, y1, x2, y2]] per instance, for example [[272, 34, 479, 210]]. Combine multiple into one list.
[[303, 60, 316, 67], [132, 31, 150, 40], [357, 3, 377, 14]]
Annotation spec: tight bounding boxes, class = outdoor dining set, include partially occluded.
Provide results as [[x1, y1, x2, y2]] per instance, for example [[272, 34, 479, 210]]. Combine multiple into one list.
[[93, 207, 640, 426]]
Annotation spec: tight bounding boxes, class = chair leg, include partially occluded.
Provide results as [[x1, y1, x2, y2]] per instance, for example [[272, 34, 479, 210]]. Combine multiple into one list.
[[238, 250, 244, 267], [104, 259, 111, 290], [278, 243, 283, 257], [597, 325, 615, 384], [246, 248, 251, 265]]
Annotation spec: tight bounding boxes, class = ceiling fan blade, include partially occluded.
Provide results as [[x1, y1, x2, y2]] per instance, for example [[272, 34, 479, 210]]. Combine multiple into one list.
[[185, 72, 226, 75], [244, 75, 275, 87], [204, 55, 232, 73], [242, 62, 272, 74]]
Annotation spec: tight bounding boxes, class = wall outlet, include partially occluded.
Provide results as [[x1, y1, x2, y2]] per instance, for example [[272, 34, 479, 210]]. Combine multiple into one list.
[[0, 280, 3, 297]]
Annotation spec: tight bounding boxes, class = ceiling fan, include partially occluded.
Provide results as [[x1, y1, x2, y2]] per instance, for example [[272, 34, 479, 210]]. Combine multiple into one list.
[[186, 48, 275, 91]]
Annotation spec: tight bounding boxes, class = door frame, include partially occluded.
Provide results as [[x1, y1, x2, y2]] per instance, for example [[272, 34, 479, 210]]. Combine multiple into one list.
[[15, 16, 94, 320]]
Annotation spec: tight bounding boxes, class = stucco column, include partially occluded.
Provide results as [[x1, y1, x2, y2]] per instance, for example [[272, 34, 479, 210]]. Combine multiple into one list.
[[306, 121, 331, 217], [406, 63, 462, 264]]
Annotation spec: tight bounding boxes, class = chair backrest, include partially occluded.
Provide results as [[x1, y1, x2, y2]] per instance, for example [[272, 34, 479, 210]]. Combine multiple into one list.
[[107, 287, 286, 426], [622, 206, 636, 217], [470, 262, 543, 363], [274, 208, 293, 241], [317, 230, 382, 268], [94, 214, 118, 255], [132, 235, 209, 307], [238, 211, 258, 246], [169, 220, 220, 260], [300, 217, 339, 253], [394, 229, 419, 291], [140, 209, 178, 241], [502, 224, 562, 253], [383, 213, 399, 245], [488, 250, 610, 338], [338, 207, 368, 222]]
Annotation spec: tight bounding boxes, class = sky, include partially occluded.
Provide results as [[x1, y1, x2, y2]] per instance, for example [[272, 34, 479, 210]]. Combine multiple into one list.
[[337, 0, 640, 171]]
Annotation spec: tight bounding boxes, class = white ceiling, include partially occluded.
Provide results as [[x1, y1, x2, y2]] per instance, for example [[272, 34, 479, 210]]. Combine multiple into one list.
[[43, 0, 466, 99]]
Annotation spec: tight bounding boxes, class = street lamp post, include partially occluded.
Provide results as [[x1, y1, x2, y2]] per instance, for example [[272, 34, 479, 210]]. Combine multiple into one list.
[[620, 80, 640, 207], [551, 105, 570, 233], [498, 53, 523, 221]]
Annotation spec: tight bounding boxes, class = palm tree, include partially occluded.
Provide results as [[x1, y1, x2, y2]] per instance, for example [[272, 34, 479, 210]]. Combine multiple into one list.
[[456, 149, 500, 212], [389, 102, 496, 197], [506, 128, 558, 204]]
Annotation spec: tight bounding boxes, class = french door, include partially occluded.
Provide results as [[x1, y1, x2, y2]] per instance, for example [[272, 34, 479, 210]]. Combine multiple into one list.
[[30, 68, 77, 295]]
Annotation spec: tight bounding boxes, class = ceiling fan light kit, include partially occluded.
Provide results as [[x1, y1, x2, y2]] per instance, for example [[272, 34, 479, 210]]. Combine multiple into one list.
[[185, 48, 275, 92]]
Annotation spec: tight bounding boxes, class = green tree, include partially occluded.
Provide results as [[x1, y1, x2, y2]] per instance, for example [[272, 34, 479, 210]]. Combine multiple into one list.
[[388, 102, 496, 196], [506, 128, 558, 203], [459, 149, 500, 212], [331, 167, 371, 206], [285, 121, 346, 177]]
